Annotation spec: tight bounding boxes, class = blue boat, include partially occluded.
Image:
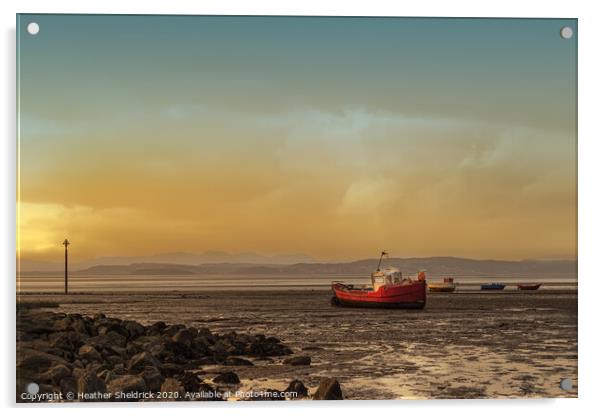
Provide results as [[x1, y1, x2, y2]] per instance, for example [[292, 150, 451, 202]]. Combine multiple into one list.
[[481, 283, 506, 290]]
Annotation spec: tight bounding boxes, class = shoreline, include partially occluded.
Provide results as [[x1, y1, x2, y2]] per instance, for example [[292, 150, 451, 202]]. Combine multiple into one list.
[[17, 290, 578, 400]]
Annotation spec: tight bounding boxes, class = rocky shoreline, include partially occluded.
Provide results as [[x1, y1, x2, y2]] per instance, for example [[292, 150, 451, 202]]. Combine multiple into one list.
[[16, 308, 343, 402]]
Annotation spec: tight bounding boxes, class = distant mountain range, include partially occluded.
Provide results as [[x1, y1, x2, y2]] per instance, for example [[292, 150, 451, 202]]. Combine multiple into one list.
[[19, 253, 577, 278], [18, 251, 316, 273]]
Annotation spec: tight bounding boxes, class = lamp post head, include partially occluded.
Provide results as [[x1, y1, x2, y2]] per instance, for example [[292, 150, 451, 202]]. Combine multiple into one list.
[[62, 239, 70, 247]]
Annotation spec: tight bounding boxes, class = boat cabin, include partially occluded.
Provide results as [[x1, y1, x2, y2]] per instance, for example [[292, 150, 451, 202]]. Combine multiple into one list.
[[371, 267, 403, 290]]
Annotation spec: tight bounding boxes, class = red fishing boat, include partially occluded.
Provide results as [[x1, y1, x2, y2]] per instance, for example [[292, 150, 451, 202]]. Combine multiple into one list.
[[517, 283, 542, 290], [331, 251, 427, 309]]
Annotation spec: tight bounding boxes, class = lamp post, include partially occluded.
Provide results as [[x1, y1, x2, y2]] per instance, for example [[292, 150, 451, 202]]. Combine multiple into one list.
[[63, 239, 70, 294]]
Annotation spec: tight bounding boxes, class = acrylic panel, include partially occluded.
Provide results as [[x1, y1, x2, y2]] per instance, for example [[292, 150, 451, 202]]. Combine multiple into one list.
[[16, 15, 577, 402]]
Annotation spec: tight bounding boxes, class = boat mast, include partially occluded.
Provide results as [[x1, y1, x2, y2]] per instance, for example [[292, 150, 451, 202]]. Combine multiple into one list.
[[376, 251, 388, 271]]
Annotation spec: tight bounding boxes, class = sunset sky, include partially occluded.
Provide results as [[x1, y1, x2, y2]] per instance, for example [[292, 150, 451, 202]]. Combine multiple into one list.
[[17, 15, 577, 263]]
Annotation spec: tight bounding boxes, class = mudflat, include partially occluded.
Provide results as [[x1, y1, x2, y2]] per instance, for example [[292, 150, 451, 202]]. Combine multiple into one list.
[[18, 289, 577, 399]]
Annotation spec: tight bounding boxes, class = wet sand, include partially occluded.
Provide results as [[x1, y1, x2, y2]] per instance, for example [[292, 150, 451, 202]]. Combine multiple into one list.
[[18, 289, 578, 399]]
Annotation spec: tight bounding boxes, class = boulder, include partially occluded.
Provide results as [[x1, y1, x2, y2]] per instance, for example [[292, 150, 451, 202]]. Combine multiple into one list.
[[191, 337, 212, 355], [197, 382, 222, 401], [177, 372, 200, 392], [164, 324, 186, 337], [71, 319, 89, 336], [77, 370, 107, 397], [285, 379, 308, 398], [212, 371, 240, 385], [92, 313, 106, 321], [160, 378, 184, 400], [40, 364, 72, 384], [88, 331, 126, 349], [148, 321, 167, 334], [127, 351, 160, 372], [123, 321, 146, 340], [160, 363, 186, 377], [313, 378, 343, 400], [78, 344, 102, 362], [48, 331, 83, 351], [107, 375, 147, 395], [196, 327, 214, 340], [59, 376, 78, 397], [283, 356, 311, 366], [17, 348, 68, 373], [53, 316, 74, 332], [172, 329, 195, 348], [140, 366, 164, 392], [105, 355, 123, 367]]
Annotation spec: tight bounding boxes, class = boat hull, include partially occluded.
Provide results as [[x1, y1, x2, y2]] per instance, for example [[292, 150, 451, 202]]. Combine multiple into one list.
[[481, 284, 506, 290], [517, 284, 541, 290], [331, 281, 427, 309], [428, 284, 456, 293]]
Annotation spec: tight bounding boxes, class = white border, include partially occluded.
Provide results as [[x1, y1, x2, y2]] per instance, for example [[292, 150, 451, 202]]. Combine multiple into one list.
[[2, 1, 601, 415]]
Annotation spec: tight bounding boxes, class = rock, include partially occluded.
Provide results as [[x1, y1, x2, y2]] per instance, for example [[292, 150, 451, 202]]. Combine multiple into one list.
[[127, 351, 160, 372], [162, 340, 194, 361], [148, 321, 166, 334], [160, 363, 186, 377], [191, 337, 212, 355], [210, 340, 235, 357], [96, 319, 127, 338], [160, 378, 184, 400], [213, 371, 240, 385], [92, 313, 106, 321], [17, 348, 68, 372], [88, 331, 126, 348], [164, 324, 186, 337], [283, 356, 311, 366], [123, 320, 146, 340], [78, 344, 102, 362], [48, 331, 83, 351], [97, 369, 111, 381], [40, 364, 72, 384], [59, 376, 78, 397], [140, 366, 164, 392], [196, 327, 214, 340], [77, 370, 106, 397], [313, 378, 343, 400], [72, 319, 89, 336], [245, 336, 292, 357], [197, 382, 222, 401], [103, 371, 117, 384], [177, 372, 200, 392], [53, 316, 74, 332], [172, 329, 195, 348], [107, 375, 147, 395], [85, 362, 109, 375], [285, 379, 308, 398], [224, 357, 254, 366], [105, 355, 123, 367]]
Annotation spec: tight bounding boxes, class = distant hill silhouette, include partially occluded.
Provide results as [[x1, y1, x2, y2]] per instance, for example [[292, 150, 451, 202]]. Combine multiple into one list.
[[19, 251, 316, 272], [21, 256, 576, 278]]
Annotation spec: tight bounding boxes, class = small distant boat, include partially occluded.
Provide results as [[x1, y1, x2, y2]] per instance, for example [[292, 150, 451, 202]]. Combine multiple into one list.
[[331, 251, 427, 309], [481, 283, 506, 290], [517, 283, 542, 291], [428, 277, 456, 293]]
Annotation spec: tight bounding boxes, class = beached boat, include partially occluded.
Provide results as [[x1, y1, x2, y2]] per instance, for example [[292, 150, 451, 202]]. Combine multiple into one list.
[[517, 283, 542, 290], [428, 277, 456, 293], [331, 252, 427, 309], [481, 283, 506, 290]]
